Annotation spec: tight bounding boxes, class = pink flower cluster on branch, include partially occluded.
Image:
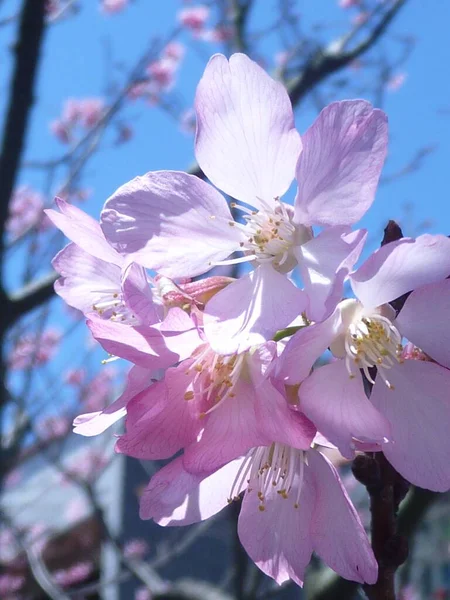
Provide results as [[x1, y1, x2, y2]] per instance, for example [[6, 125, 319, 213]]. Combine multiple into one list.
[[101, 0, 128, 15], [51, 98, 105, 144], [6, 185, 44, 241], [47, 53, 450, 589], [128, 42, 186, 103]]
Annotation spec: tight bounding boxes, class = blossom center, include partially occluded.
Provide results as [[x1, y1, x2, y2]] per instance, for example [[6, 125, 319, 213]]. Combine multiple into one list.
[[91, 287, 137, 324], [344, 313, 403, 388], [230, 198, 312, 273], [184, 345, 246, 416], [229, 443, 306, 510]]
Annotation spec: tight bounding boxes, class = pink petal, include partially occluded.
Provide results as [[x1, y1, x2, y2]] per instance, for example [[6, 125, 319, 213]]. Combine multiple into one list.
[[101, 171, 242, 278], [158, 307, 203, 359], [74, 365, 153, 436], [238, 465, 315, 586], [309, 450, 378, 584], [371, 360, 450, 492], [300, 360, 390, 459], [88, 308, 201, 367], [204, 264, 308, 355], [140, 455, 244, 524], [116, 363, 202, 460], [297, 227, 367, 321], [294, 100, 387, 227], [351, 234, 450, 309], [395, 279, 450, 369], [249, 346, 316, 449], [182, 379, 272, 474], [121, 262, 161, 325], [87, 318, 177, 368], [276, 307, 343, 384], [195, 53, 301, 207], [53, 243, 122, 315], [45, 198, 120, 264]]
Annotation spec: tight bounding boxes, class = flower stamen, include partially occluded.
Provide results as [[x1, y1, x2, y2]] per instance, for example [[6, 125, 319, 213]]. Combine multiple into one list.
[[229, 444, 306, 510], [344, 314, 403, 388]]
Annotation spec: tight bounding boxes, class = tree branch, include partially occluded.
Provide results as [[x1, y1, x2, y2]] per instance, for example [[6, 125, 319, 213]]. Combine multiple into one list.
[[308, 484, 438, 600], [287, 0, 408, 107], [8, 271, 58, 325], [0, 0, 47, 264]]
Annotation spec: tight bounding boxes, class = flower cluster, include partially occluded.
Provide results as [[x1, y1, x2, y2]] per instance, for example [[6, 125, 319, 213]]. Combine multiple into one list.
[[50, 97, 105, 144], [47, 53, 450, 588], [128, 42, 186, 104]]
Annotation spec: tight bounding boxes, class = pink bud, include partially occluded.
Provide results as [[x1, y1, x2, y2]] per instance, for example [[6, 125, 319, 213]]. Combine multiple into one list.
[[178, 5, 209, 32]]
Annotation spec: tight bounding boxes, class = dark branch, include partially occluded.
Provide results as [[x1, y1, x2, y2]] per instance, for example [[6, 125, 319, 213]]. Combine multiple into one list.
[[0, 0, 47, 264], [309, 485, 438, 600], [287, 0, 408, 107], [8, 271, 58, 326]]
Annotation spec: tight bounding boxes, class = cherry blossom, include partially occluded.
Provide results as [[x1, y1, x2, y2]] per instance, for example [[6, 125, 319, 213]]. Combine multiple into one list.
[[278, 234, 450, 491], [178, 5, 209, 34], [140, 446, 377, 586], [101, 0, 128, 15], [101, 54, 386, 342], [46, 198, 160, 325], [9, 328, 61, 370], [6, 185, 44, 240], [50, 98, 104, 144], [387, 72, 407, 91]]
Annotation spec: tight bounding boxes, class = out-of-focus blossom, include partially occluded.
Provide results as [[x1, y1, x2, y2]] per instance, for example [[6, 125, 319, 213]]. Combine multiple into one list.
[[179, 108, 196, 134], [275, 51, 290, 68], [178, 5, 209, 34], [79, 98, 104, 128], [46, 0, 60, 15], [147, 58, 178, 89], [200, 25, 233, 43], [82, 366, 117, 412], [27, 522, 48, 553], [65, 368, 86, 386], [0, 574, 24, 596], [101, 0, 128, 14], [9, 328, 61, 370], [135, 587, 152, 600], [64, 448, 109, 482], [50, 118, 71, 144], [349, 58, 362, 71], [130, 43, 186, 104], [116, 123, 134, 145], [54, 561, 93, 586], [3, 468, 21, 489], [51, 98, 105, 143], [128, 82, 150, 101], [386, 72, 407, 91], [62, 98, 83, 125], [6, 185, 44, 240], [36, 415, 70, 440], [65, 497, 88, 522], [164, 41, 185, 61], [0, 528, 19, 563], [399, 584, 421, 600], [352, 11, 369, 25], [339, 0, 360, 8], [123, 538, 149, 558]]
